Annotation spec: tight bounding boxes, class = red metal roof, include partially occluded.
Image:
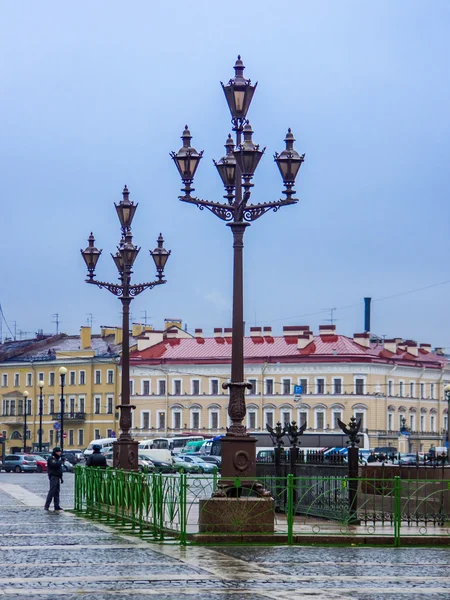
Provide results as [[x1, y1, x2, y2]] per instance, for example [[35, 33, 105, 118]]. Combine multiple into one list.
[[130, 334, 447, 369]]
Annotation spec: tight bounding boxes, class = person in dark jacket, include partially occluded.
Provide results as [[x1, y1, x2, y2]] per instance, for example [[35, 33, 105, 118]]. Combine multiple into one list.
[[45, 447, 64, 511], [86, 444, 107, 468]]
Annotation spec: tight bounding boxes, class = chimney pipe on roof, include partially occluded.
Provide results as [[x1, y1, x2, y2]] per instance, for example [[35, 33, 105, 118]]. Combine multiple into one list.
[[364, 297, 371, 333]]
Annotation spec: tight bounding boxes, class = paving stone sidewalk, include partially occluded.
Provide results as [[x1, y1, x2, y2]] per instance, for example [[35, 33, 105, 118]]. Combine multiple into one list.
[[0, 473, 450, 599]]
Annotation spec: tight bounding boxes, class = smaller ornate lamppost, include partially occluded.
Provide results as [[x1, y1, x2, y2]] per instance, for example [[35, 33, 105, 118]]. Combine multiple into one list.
[[338, 416, 361, 522], [58, 367, 67, 453], [22, 391, 29, 453], [81, 186, 170, 470], [38, 380, 44, 453], [444, 384, 450, 462]]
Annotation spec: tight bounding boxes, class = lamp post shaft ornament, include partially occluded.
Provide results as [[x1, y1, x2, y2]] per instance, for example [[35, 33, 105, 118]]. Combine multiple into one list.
[[172, 56, 305, 491], [81, 187, 170, 470]]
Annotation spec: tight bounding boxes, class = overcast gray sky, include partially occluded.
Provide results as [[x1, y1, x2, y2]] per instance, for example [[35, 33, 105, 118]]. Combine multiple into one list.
[[1, 1, 449, 347]]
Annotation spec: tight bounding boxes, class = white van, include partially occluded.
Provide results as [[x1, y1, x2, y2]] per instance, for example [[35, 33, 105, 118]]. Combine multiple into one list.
[[138, 448, 173, 465], [84, 437, 117, 456]]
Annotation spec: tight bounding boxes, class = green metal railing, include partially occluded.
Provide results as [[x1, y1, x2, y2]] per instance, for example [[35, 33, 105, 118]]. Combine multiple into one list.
[[74, 467, 450, 546]]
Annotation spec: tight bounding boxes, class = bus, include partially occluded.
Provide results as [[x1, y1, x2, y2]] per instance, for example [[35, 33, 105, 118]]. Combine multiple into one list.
[[139, 436, 205, 454], [209, 431, 370, 457]]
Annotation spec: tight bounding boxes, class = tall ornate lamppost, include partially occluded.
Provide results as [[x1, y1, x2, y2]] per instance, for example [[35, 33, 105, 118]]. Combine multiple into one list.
[[38, 379, 44, 453], [22, 390, 29, 453], [172, 57, 305, 489], [81, 186, 170, 470], [58, 367, 67, 454]]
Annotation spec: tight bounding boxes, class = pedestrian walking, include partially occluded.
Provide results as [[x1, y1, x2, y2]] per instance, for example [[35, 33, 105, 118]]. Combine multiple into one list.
[[45, 447, 64, 511], [86, 444, 107, 468]]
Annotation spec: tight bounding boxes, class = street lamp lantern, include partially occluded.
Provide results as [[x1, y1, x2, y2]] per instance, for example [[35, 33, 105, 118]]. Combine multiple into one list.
[[221, 55, 257, 121], [274, 128, 305, 199], [81, 233, 102, 280], [150, 234, 171, 280], [233, 123, 265, 178], [170, 126, 203, 194], [214, 134, 236, 191], [115, 185, 138, 231], [81, 185, 170, 470]]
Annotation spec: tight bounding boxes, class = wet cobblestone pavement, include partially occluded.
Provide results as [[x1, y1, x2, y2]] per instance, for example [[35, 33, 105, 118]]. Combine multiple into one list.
[[1, 473, 450, 599]]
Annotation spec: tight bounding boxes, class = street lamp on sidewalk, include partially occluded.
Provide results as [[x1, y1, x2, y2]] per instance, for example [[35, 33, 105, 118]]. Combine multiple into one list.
[[38, 380, 44, 453], [171, 57, 304, 491], [444, 384, 450, 461], [58, 367, 67, 454], [81, 186, 170, 470], [22, 391, 29, 453]]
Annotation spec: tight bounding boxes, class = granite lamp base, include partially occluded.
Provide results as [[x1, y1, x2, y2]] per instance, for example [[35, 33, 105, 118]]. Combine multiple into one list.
[[199, 497, 275, 533]]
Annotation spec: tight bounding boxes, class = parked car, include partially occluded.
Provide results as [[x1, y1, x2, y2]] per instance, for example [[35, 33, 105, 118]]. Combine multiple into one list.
[[28, 454, 48, 473], [63, 451, 83, 466], [149, 458, 174, 473], [173, 457, 202, 474], [175, 455, 217, 473], [184, 452, 221, 467], [399, 453, 418, 466], [1, 454, 38, 473]]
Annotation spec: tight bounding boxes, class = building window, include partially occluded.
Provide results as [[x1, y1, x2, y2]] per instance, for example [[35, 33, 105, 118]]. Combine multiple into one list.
[[332, 411, 342, 429], [420, 383, 425, 399], [210, 411, 219, 429], [94, 397, 101, 414], [18, 400, 23, 416], [1, 374, 7, 387], [10, 400, 16, 416], [2, 400, 9, 415], [49, 430, 54, 445], [298, 411, 307, 427], [388, 380, 393, 396], [69, 430, 74, 446], [14, 374, 20, 387], [107, 370, 114, 384], [355, 379, 364, 395], [248, 412, 256, 429], [49, 398, 54, 415], [173, 380, 181, 395], [49, 372, 55, 387], [79, 397, 85, 413], [158, 412, 166, 430], [106, 429, 113, 438], [79, 371, 86, 385], [444, 415, 448, 432], [299, 379, 308, 394], [420, 415, 425, 431], [282, 411, 291, 426], [265, 379, 274, 395], [26, 373, 32, 387], [355, 411, 365, 429], [94, 429, 100, 440], [173, 412, 181, 429], [78, 429, 84, 446], [399, 381, 404, 397], [333, 379, 342, 394], [388, 413, 394, 430], [282, 379, 291, 395], [409, 414, 415, 430], [142, 380, 150, 395], [106, 397, 113, 414], [129, 380, 134, 395], [265, 411, 274, 428], [409, 382, 414, 398], [158, 380, 166, 395], [316, 379, 325, 394], [248, 379, 257, 394], [430, 383, 435, 399], [95, 370, 101, 385], [192, 380, 200, 395], [69, 371, 75, 386], [315, 411, 325, 429], [191, 411, 200, 430], [430, 415, 435, 432], [210, 379, 219, 395], [69, 397, 75, 414], [142, 412, 150, 429]]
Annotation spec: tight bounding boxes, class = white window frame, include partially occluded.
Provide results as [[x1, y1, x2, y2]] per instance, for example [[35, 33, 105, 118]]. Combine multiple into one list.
[[265, 378, 274, 395], [420, 382, 425, 399], [94, 396, 101, 415], [282, 378, 292, 395], [315, 377, 326, 394], [78, 396, 85, 413], [141, 410, 151, 430], [354, 376, 366, 395], [79, 370, 86, 385], [297, 409, 308, 427], [106, 396, 113, 414], [409, 413, 415, 431], [388, 380, 393, 396], [430, 383, 435, 399], [388, 412, 394, 431], [14, 373, 20, 387], [171, 409, 182, 430], [190, 409, 201, 430], [78, 429, 84, 446], [69, 371, 76, 386], [172, 379, 182, 395], [264, 409, 274, 429], [420, 414, 425, 431], [209, 409, 219, 430], [314, 409, 325, 429], [95, 370, 101, 385], [353, 407, 367, 429], [68, 396, 76, 414], [399, 380, 404, 397], [430, 415, 436, 432], [209, 379, 219, 395], [409, 381, 415, 398], [158, 379, 166, 395], [26, 373, 32, 387], [107, 370, 114, 384], [248, 378, 257, 395], [298, 378, 309, 395], [191, 379, 201, 395], [157, 410, 166, 430], [332, 378, 342, 394], [332, 409, 343, 429], [281, 409, 292, 426], [141, 379, 151, 396], [1, 374, 7, 387], [94, 429, 100, 440], [247, 410, 257, 430]]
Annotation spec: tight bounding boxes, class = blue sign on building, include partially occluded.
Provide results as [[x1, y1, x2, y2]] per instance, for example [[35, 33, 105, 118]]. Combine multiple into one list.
[[293, 385, 303, 395], [53, 422, 61, 431]]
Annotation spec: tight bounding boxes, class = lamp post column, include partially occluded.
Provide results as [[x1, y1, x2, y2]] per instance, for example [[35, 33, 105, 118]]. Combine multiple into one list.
[[38, 381, 44, 453], [58, 367, 67, 454], [23, 391, 29, 453]]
